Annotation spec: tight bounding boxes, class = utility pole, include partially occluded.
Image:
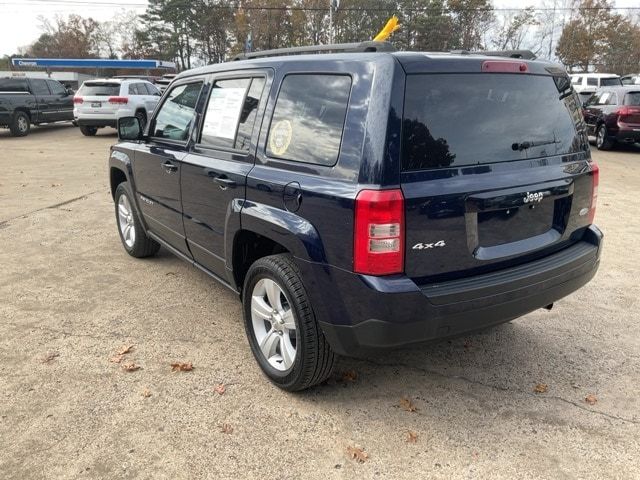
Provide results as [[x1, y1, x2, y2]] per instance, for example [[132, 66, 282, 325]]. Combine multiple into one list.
[[548, 0, 557, 60], [329, 0, 339, 44]]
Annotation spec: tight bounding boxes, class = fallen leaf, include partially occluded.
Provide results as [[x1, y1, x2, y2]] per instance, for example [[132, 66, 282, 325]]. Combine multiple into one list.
[[406, 431, 418, 443], [109, 354, 124, 363], [171, 362, 194, 372], [122, 363, 141, 372], [165, 271, 177, 276], [534, 383, 549, 394], [220, 423, 233, 434], [141, 388, 152, 398], [40, 352, 60, 363], [399, 397, 418, 412], [117, 344, 134, 355], [214, 383, 226, 395], [346, 445, 369, 463], [51, 183, 61, 187], [585, 394, 597, 405], [341, 370, 357, 382], [463, 339, 472, 350]]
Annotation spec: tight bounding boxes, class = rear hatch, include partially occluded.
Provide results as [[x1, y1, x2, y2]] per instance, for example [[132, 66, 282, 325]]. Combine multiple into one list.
[[75, 82, 123, 115], [400, 59, 596, 282]]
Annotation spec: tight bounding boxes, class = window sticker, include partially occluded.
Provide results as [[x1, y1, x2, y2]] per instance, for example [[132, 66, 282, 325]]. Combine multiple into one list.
[[202, 87, 246, 140], [269, 119, 293, 156]]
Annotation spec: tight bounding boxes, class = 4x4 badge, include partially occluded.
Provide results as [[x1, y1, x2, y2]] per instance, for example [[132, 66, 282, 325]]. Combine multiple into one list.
[[412, 240, 446, 250]]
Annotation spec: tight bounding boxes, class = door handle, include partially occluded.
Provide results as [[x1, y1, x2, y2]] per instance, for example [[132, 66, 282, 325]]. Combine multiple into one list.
[[213, 175, 236, 189], [161, 161, 177, 174]]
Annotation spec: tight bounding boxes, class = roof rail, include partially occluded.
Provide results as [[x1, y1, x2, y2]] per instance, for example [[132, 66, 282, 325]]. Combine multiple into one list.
[[231, 41, 395, 61], [452, 49, 537, 60]]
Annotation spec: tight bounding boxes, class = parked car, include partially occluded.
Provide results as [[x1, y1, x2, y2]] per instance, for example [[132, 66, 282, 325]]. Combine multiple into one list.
[[109, 43, 602, 391], [155, 74, 177, 92], [582, 86, 640, 150], [73, 78, 161, 136], [621, 74, 640, 86], [0, 76, 74, 136], [570, 73, 622, 102]]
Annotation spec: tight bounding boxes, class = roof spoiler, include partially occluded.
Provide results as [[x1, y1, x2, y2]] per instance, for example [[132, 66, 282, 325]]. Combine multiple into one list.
[[231, 41, 395, 61], [452, 49, 537, 60]]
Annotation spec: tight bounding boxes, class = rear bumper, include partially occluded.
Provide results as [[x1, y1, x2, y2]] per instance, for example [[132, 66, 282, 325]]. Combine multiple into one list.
[[75, 117, 117, 128], [301, 225, 603, 356], [614, 128, 640, 144]]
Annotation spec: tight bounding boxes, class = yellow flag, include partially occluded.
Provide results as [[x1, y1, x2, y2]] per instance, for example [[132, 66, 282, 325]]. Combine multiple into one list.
[[373, 15, 400, 42]]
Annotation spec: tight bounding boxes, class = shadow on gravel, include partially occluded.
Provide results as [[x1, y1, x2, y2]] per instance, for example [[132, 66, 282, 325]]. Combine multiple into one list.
[[0, 122, 76, 138]]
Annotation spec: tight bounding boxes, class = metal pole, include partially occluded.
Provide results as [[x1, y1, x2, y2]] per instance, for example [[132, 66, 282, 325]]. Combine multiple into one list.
[[329, 0, 333, 44]]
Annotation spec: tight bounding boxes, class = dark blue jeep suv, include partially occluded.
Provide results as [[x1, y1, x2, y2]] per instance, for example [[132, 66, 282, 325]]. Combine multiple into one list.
[[109, 42, 602, 391]]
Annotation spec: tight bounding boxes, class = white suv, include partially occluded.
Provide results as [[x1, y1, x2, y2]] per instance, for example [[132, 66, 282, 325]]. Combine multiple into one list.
[[570, 73, 622, 103], [73, 78, 161, 136]]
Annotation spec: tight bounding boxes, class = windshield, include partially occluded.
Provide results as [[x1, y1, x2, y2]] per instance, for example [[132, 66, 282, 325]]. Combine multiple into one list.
[[78, 82, 120, 96], [402, 73, 586, 170], [600, 77, 622, 87], [624, 92, 640, 106]]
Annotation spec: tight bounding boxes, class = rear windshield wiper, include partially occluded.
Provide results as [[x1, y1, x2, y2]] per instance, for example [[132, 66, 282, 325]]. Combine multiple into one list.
[[511, 138, 560, 151]]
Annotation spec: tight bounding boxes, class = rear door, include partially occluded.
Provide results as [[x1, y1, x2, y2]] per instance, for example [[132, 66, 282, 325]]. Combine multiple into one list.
[[400, 68, 594, 282], [133, 79, 205, 256], [181, 72, 269, 278], [27, 79, 52, 123]]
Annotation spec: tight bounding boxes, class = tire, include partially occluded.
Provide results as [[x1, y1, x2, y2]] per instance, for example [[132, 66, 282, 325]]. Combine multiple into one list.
[[135, 110, 147, 131], [596, 124, 614, 151], [242, 254, 336, 391], [114, 182, 160, 258], [9, 111, 30, 137], [80, 126, 98, 136]]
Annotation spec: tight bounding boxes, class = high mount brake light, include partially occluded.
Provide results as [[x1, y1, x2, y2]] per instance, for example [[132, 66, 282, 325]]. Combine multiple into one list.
[[481, 61, 528, 73], [589, 162, 599, 224], [354, 189, 405, 275]]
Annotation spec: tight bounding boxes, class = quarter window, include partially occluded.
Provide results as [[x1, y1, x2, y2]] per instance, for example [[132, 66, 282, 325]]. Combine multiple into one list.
[[152, 81, 203, 141], [0, 78, 29, 92], [587, 77, 598, 86], [266, 74, 351, 166]]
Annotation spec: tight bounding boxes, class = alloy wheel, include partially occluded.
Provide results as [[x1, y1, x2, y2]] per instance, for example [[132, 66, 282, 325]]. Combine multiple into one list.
[[117, 194, 136, 248], [250, 278, 297, 371]]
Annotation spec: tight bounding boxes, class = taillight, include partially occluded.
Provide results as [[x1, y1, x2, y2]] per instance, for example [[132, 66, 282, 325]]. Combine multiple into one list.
[[73, 97, 83, 104], [481, 60, 528, 73], [588, 162, 599, 224], [108, 96, 128, 104], [354, 189, 404, 275], [615, 106, 640, 116]]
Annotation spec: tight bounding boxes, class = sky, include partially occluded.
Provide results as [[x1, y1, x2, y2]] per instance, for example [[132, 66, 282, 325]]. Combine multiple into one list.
[[0, 0, 638, 57]]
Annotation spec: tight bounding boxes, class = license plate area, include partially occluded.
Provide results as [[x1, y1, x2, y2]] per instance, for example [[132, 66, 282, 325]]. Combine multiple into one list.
[[478, 201, 554, 247], [91, 102, 101, 108]]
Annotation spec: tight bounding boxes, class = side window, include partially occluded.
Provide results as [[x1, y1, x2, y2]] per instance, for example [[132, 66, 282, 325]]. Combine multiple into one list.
[[266, 74, 351, 166], [128, 84, 138, 95], [152, 81, 203, 141], [587, 77, 598, 86], [235, 78, 265, 150], [128, 83, 146, 95], [200, 78, 251, 150], [571, 76, 582, 85], [30, 79, 51, 95], [607, 93, 618, 105], [0, 78, 29, 92], [145, 83, 160, 96], [46, 80, 66, 95]]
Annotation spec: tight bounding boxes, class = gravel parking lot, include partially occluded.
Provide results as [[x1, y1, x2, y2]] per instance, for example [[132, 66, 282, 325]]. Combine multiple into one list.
[[1, 124, 639, 479]]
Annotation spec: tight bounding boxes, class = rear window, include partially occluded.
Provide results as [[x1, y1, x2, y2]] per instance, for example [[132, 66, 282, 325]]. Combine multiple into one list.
[[624, 92, 640, 105], [78, 82, 120, 96], [601, 77, 622, 87], [266, 74, 351, 166], [402, 74, 585, 170]]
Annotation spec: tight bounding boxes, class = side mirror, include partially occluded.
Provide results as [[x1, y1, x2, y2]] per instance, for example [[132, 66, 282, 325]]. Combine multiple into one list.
[[118, 116, 143, 141], [65, 87, 74, 96]]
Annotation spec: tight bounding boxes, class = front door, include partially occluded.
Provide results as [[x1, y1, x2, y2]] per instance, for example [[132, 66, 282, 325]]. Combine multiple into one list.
[[45, 79, 73, 121], [133, 79, 205, 256], [181, 74, 269, 279]]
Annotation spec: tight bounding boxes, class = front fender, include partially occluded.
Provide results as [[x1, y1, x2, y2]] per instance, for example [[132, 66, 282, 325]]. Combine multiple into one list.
[[238, 200, 327, 263], [109, 146, 148, 232]]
